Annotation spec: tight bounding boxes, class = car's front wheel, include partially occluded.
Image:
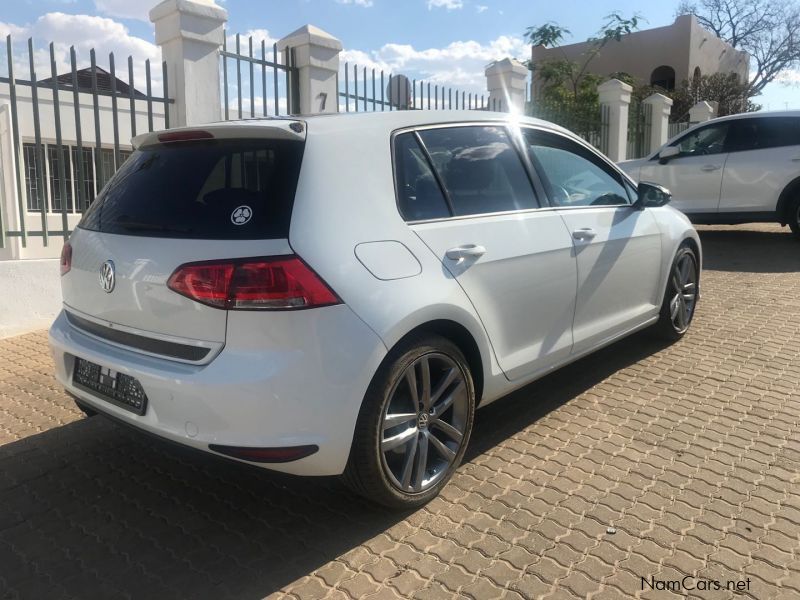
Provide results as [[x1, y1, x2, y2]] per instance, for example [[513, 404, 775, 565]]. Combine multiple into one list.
[[344, 334, 475, 509], [653, 243, 699, 341]]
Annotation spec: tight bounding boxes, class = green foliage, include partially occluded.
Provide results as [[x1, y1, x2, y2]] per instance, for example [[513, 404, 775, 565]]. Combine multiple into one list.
[[525, 22, 570, 48], [526, 13, 643, 104], [670, 72, 761, 119], [629, 72, 759, 121]]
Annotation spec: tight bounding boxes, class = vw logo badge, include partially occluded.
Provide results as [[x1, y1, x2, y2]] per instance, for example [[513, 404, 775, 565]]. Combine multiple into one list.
[[231, 205, 252, 225], [99, 260, 115, 293]]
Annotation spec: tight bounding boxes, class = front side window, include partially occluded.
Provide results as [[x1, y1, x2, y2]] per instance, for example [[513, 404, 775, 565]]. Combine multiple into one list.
[[393, 132, 451, 221], [417, 126, 538, 217], [670, 123, 730, 157], [524, 129, 630, 207]]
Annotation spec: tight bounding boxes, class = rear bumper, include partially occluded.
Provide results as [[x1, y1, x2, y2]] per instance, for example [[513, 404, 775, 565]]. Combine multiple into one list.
[[48, 306, 387, 476]]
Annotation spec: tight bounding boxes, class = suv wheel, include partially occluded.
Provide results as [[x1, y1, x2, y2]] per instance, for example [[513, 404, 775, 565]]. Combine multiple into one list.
[[344, 334, 475, 509], [788, 197, 800, 239], [653, 243, 699, 341]]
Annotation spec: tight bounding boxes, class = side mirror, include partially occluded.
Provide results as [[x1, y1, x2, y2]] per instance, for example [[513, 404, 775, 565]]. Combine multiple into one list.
[[658, 145, 680, 164], [633, 182, 672, 210]]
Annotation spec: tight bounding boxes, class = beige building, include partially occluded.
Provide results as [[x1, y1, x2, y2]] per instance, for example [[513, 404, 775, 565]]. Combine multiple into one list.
[[530, 14, 749, 97]]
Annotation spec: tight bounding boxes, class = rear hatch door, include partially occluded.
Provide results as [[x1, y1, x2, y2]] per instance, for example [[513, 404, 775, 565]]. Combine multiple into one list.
[[62, 123, 305, 351]]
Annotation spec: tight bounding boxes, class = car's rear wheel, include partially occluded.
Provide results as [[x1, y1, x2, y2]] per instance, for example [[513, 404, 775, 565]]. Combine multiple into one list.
[[788, 197, 800, 239], [343, 334, 475, 509], [653, 243, 699, 341]]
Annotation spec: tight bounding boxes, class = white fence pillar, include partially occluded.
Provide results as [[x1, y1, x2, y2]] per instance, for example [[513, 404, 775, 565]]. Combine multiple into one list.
[[643, 92, 673, 154], [598, 78, 632, 162], [150, 0, 228, 127], [277, 25, 342, 115], [485, 58, 528, 113], [689, 101, 715, 124]]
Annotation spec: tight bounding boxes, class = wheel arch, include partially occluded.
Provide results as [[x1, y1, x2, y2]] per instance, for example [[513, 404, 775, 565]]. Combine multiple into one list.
[[390, 319, 485, 405], [776, 176, 800, 225]]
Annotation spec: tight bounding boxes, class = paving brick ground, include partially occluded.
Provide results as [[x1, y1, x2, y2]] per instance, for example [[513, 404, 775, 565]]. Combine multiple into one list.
[[1, 223, 800, 600]]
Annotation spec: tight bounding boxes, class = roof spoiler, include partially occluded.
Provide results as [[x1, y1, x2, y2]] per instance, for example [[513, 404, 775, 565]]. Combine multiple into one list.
[[133, 119, 306, 149]]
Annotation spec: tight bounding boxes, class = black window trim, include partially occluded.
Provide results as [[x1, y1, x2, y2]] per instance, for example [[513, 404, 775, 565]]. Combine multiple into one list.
[[520, 125, 636, 209], [390, 121, 549, 224]]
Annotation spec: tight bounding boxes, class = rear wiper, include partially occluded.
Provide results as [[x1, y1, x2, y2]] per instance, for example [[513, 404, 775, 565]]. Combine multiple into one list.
[[113, 219, 193, 234]]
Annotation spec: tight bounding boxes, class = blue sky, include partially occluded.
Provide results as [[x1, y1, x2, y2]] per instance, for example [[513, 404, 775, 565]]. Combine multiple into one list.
[[2, 0, 798, 110]]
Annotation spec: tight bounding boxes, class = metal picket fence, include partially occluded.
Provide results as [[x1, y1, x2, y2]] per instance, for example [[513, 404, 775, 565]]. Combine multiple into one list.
[[338, 64, 505, 112], [220, 32, 299, 119], [0, 35, 172, 249], [527, 97, 608, 152], [627, 99, 653, 159]]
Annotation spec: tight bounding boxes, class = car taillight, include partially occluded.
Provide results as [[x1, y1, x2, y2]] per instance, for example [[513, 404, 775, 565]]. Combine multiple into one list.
[[60, 242, 72, 276], [166, 256, 341, 310]]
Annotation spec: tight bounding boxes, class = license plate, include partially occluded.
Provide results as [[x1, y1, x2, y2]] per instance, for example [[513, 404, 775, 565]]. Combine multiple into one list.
[[72, 357, 148, 415]]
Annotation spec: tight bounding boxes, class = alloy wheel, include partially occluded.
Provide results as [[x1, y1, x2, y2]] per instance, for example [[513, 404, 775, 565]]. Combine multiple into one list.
[[380, 353, 469, 493], [669, 252, 698, 333]]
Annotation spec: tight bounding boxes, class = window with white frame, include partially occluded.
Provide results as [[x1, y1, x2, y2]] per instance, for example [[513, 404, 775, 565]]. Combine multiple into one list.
[[22, 143, 133, 213], [47, 145, 74, 213]]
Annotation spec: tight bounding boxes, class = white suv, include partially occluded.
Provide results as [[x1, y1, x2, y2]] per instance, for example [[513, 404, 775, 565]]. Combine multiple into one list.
[[620, 111, 800, 237], [49, 112, 701, 508]]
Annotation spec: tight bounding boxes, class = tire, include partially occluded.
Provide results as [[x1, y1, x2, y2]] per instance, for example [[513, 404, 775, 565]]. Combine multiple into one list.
[[788, 197, 800, 239], [652, 243, 699, 341], [343, 333, 476, 509], [74, 399, 97, 417]]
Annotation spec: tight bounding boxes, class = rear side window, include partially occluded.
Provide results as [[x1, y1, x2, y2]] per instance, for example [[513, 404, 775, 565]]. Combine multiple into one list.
[[79, 139, 304, 239], [727, 117, 800, 152], [417, 126, 538, 217], [394, 133, 451, 221]]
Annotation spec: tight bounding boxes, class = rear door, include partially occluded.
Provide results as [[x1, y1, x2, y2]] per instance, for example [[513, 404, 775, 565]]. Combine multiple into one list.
[[523, 128, 663, 354], [638, 120, 731, 215], [720, 117, 800, 215], [63, 134, 304, 345], [396, 125, 578, 382]]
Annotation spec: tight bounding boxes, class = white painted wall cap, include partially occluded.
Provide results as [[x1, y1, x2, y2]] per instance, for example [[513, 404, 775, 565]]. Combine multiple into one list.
[[485, 58, 528, 77], [149, 0, 228, 24], [277, 25, 343, 52]]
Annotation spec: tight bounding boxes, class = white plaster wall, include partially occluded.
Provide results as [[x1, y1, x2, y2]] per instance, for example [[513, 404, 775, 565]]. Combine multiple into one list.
[[0, 259, 62, 339]]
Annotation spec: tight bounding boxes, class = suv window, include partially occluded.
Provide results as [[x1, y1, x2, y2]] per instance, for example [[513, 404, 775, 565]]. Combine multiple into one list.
[[416, 126, 538, 216], [669, 122, 730, 157], [393, 133, 451, 221], [523, 129, 630, 207], [727, 117, 800, 152], [79, 139, 304, 239]]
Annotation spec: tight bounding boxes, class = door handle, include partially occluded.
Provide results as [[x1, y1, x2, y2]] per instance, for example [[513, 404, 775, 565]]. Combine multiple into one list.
[[792, 157, 800, 162], [445, 244, 486, 260], [700, 164, 721, 172], [572, 228, 597, 241]]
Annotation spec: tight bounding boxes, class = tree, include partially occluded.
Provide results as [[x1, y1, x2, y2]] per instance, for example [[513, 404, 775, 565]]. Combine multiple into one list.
[[670, 72, 761, 118], [525, 13, 642, 103], [677, 0, 800, 95]]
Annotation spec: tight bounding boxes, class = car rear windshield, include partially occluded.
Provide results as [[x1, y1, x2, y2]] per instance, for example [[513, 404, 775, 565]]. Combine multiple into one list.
[[79, 138, 304, 239]]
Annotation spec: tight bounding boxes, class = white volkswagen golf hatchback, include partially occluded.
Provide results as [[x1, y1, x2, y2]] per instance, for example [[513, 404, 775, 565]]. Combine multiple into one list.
[[49, 111, 701, 508]]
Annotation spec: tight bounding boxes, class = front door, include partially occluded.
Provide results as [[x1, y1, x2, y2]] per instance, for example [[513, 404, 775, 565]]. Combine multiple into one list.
[[523, 128, 663, 355], [638, 120, 732, 215]]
